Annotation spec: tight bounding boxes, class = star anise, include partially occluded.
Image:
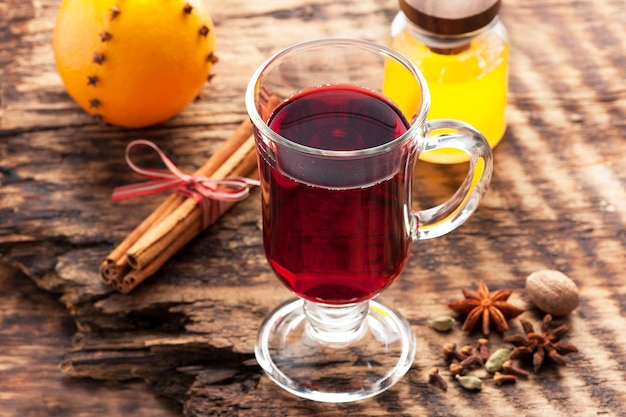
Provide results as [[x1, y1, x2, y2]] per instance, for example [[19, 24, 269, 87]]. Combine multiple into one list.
[[504, 314, 578, 373], [448, 280, 525, 335]]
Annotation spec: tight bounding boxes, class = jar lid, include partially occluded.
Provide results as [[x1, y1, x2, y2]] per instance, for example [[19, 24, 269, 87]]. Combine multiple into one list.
[[399, 0, 501, 35]]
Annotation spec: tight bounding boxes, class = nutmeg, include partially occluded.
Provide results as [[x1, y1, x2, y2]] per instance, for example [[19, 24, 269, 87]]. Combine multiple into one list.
[[525, 270, 579, 316]]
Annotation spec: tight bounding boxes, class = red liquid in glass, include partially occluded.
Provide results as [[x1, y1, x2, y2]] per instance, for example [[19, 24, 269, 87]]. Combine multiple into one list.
[[260, 85, 412, 305]]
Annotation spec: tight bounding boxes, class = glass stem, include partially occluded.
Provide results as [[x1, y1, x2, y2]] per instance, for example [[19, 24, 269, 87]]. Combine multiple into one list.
[[303, 300, 369, 347]]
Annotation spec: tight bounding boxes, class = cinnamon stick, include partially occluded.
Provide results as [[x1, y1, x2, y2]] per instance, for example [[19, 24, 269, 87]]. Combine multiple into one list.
[[100, 193, 184, 284], [100, 118, 255, 287], [125, 135, 257, 270], [120, 168, 259, 294], [120, 219, 198, 293]]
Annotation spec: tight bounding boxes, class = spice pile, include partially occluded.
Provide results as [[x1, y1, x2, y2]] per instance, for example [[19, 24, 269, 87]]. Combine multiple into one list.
[[426, 270, 580, 392]]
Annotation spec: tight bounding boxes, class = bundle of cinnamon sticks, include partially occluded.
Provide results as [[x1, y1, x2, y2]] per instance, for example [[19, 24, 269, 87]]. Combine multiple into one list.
[[100, 119, 257, 293]]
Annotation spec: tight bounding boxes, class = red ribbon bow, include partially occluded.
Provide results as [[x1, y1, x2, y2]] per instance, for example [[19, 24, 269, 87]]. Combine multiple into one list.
[[112, 139, 259, 229]]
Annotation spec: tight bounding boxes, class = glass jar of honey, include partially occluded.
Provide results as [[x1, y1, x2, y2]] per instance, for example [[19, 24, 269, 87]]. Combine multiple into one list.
[[384, 0, 509, 163]]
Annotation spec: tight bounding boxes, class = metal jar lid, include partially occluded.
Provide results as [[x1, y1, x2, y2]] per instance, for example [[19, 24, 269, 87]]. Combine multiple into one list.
[[399, 0, 501, 36]]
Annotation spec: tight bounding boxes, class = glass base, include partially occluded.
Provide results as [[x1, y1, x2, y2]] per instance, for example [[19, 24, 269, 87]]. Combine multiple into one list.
[[255, 298, 416, 403]]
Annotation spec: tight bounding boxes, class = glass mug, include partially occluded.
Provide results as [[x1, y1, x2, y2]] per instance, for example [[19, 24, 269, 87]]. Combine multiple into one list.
[[245, 38, 493, 403]]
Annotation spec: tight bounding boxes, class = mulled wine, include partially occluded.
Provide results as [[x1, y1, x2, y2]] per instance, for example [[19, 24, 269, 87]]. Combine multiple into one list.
[[259, 85, 412, 304]]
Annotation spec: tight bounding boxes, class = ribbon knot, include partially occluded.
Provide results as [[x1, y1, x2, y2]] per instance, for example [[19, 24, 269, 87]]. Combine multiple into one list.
[[112, 139, 259, 229]]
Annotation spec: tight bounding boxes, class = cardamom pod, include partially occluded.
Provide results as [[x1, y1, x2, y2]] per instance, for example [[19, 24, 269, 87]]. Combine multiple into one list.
[[455, 374, 482, 390], [428, 316, 455, 332], [485, 348, 512, 373]]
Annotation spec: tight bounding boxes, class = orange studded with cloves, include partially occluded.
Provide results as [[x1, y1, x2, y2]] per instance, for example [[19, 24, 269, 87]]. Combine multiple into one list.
[[53, 0, 217, 128]]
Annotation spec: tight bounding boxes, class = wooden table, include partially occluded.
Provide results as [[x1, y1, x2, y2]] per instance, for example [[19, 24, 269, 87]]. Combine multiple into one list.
[[2, 0, 625, 415]]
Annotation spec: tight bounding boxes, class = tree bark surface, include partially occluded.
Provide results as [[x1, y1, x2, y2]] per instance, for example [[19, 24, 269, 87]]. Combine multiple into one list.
[[2, 0, 626, 416]]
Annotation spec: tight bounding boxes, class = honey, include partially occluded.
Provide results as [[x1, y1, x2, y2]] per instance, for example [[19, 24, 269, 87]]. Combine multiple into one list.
[[384, 0, 509, 164]]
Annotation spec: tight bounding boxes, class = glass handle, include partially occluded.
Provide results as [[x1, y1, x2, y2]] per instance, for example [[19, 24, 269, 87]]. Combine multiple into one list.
[[413, 119, 494, 241]]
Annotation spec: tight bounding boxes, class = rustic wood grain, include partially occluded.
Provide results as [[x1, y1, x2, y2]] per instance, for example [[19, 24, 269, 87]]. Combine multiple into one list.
[[2, 0, 626, 416], [0, 261, 181, 417]]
